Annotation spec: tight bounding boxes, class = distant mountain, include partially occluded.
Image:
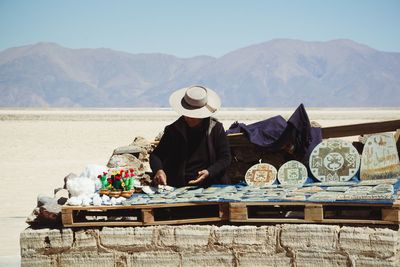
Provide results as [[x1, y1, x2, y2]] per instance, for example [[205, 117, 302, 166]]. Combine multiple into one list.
[[1, 39, 399, 107]]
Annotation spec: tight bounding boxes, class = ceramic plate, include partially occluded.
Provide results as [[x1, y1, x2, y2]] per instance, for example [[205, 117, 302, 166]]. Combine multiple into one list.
[[245, 163, 277, 186], [277, 160, 308, 186], [309, 139, 360, 182]]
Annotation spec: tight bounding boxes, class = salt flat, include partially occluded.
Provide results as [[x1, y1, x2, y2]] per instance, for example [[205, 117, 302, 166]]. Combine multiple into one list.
[[0, 107, 399, 259]]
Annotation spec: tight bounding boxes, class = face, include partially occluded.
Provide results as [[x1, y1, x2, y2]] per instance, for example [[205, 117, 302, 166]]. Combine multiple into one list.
[[183, 116, 203, 128]]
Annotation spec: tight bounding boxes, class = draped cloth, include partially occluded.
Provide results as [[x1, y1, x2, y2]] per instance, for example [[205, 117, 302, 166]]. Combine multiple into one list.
[[226, 104, 322, 164]]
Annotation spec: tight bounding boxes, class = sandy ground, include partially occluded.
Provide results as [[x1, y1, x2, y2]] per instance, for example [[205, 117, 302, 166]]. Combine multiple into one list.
[[0, 107, 399, 265]]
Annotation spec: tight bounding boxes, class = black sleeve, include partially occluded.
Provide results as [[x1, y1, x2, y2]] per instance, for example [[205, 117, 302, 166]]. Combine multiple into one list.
[[149, 126, 173, 173], [207, 123, 231, 179]]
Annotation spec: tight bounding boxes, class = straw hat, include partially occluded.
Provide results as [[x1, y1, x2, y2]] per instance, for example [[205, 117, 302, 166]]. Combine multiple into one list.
[[169, 85, 221, 118]]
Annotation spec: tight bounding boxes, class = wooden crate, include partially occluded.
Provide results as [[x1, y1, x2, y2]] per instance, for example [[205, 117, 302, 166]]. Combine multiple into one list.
[[62, 202, 229, 227], [229, 200, 400, 225]]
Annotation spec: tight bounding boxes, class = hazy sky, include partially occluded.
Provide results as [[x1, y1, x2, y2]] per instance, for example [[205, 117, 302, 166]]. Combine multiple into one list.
[[0, 0, 399, 57]]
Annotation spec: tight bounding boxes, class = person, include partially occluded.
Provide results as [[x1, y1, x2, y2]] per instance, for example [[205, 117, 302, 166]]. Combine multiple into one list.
[[150, 85, 232, 187]]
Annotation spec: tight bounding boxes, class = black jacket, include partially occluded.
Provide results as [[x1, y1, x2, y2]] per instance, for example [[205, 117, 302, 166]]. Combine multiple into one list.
[[150, 116, 232, 187]]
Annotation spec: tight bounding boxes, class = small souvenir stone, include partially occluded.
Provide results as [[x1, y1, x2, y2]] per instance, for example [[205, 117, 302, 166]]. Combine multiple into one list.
[[277, 160, 308, 186], [309, 139, 360, 182], [325, 186, 351, 192], [307, 191, 341, 201], [356, 178, 399, 186], [360, 133, 400, 180], [245, 162, 277, 186]]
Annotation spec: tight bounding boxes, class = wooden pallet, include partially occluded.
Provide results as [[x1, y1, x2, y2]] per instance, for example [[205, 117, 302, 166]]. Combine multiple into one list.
[[62, 202, 229, 227], [229, 200, 400, 225]]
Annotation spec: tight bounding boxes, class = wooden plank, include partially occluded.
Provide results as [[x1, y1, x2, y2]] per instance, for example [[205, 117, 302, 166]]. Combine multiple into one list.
[[146, 217, 223, 225], [141, 208, 154, 224], [321, 120, 400, 138], [61, 209, 73, 226], [229, 203, 248, 221], [219, 203, 230, 220], [305, 204, 323, 221], [63, 221, 143, 227], [382, 208, 400, 223]]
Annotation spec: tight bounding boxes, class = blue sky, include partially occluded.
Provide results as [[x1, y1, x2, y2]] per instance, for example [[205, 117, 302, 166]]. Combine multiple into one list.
[[0, 0, 399, 57]]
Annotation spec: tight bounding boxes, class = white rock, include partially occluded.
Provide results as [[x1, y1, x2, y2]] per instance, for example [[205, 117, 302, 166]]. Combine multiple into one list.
[[101, 195, 110, 202], [67, 197, 82, 206], [81, 196, 92, 206], [92, 194, 102, 206], [66, 176, 95, 198]]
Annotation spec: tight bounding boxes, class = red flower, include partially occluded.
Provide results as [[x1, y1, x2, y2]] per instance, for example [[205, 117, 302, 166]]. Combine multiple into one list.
[[97, 175, 101, 179], [107, 178, 112, 184], [103, 172, 107, 175], [115, 175, 122, 181]]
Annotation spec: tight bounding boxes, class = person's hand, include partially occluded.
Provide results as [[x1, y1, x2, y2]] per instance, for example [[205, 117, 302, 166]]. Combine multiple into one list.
[[154, 169, 167, 185], [188, 169, 209, 185]]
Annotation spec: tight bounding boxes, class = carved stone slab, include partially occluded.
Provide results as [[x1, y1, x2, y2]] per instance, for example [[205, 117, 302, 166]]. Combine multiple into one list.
[[360, 133, 400, 180], [309, 139, 360, 182], [245, 163, 277, 186], [277, 160, 308, 186]]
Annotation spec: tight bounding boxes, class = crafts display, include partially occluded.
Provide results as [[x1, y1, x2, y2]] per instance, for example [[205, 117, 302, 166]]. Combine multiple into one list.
[[360, 133, 400, 180], [309, 139, 360, 182], [97, 168, 137, 198], [245, 162, 277, 186], [277, 160, 308, 186], [65, 132, 399, 207]]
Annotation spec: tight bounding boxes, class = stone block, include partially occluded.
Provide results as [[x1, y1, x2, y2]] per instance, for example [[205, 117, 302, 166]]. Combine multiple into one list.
[[213, 225, 236, 245], [295, 251, 348, 267], [73, 229, 98, 251], [60, 252, 114, 267], [339, 226, 398, 258], [174, 225, 211, 248], [131, 251, 181, 267], [181, 251, 234, 267], [352, 255, 399, 267], [100, 227, 135, 249], [100, 226, 156, 250], [213, 225, 278, 249], [133, 226, 156, 247], [21, 255, 57, 267], [20, 228, 73, 256], [157, 226, 176, 247], [237, 252, 291, 266], [234, 225, 265, 246], [20, 228, 50, 256], [280, 224, 339, 252]]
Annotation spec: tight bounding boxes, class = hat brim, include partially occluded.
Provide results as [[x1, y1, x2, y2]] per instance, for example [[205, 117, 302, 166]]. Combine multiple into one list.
[[169, 86, 221, 118]]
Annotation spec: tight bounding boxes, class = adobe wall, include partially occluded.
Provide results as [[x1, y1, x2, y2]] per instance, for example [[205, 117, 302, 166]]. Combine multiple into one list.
[[20, 224, 399, 267]]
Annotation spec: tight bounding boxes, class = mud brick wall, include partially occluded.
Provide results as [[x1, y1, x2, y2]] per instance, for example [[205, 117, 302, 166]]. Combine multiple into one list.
[[20, 224, 400, 267]]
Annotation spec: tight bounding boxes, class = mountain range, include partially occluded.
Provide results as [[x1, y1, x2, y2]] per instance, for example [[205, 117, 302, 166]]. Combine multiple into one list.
[[1, 39, 399, 107]]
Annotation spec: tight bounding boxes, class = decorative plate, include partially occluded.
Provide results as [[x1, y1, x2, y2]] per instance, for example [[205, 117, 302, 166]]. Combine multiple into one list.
[[245, 163, 277, 186], [277, 160, 308, 186], [309, 139, 360, 182], [360, 133, 400, 180]]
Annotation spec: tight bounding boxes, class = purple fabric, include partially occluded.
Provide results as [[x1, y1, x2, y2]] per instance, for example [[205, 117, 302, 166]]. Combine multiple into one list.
[[226, 104, 322, 163]]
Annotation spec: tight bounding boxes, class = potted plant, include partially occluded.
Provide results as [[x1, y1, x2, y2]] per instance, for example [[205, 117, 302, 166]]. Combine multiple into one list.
[[98, 172, 109, 196], [121, 171, 134, 198], [108, 174, 122, 198]]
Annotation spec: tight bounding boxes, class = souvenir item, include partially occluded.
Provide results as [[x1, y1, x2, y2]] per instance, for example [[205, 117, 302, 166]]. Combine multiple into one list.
[[277, 160, 308, 186], [245, 162, 277, 186], [360, 133, 400, 180], [309, 139, 360, 182], [356, 178, 399, 186]]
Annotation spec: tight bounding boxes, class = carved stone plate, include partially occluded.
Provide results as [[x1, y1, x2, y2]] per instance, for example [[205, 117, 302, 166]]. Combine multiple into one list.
[[245, 163, 277, 186], [360, 133, 400, 180], [277, 160, 308, 186], [309, 139, 360, 182]]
